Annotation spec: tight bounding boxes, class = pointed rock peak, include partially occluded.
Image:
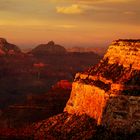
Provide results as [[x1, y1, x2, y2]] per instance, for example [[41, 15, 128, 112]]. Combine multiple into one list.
[[47, 41, 55, 46]]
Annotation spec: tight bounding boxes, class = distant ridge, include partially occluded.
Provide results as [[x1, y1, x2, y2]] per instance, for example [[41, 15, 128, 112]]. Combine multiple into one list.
[[31, 41, 67, 55]]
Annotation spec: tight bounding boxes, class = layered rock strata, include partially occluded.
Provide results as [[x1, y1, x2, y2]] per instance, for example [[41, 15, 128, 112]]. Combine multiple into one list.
[[65, 39, 140, 132]]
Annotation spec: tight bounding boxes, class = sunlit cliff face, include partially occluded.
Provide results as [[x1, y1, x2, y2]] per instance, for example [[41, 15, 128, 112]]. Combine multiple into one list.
[[65, 39, 140, 132], [104, 40, 140, 69], [0, 0, 140, 48]]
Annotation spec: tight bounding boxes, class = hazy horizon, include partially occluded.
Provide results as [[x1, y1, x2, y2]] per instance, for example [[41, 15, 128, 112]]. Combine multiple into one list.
[[13, 40, 109, 51], [0, 0, 140, 49]]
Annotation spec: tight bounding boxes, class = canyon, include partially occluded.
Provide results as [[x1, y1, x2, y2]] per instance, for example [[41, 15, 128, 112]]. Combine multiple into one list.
[[0, 39, 140, 139], [0, 38, 100, 130], [31, 39, 140, 139]]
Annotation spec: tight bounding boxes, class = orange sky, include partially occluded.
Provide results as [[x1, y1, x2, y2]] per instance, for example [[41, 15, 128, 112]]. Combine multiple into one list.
[[0, 0, 140, 49]]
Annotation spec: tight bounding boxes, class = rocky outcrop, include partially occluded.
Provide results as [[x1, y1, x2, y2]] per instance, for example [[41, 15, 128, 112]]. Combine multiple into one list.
[[65, 39, 140, 133], [31, 41, 67, 55], [0, 38, 21, 55]]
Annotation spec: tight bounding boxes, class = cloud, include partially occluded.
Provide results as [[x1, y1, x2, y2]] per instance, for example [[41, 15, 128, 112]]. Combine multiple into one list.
[[56, 4, 83, 14]]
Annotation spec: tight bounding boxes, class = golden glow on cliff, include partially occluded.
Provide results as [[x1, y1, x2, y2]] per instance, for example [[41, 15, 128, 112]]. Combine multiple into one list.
[[0, 0, 139, 48]]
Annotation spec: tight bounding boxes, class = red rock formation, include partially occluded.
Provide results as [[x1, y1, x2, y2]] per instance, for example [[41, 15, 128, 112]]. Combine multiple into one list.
[[65, 39, 140, 132]]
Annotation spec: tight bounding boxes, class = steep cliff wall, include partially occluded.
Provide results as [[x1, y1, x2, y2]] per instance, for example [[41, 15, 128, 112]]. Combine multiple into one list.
[[65, 39, 140, 132], [65, 82, 108, 124]]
